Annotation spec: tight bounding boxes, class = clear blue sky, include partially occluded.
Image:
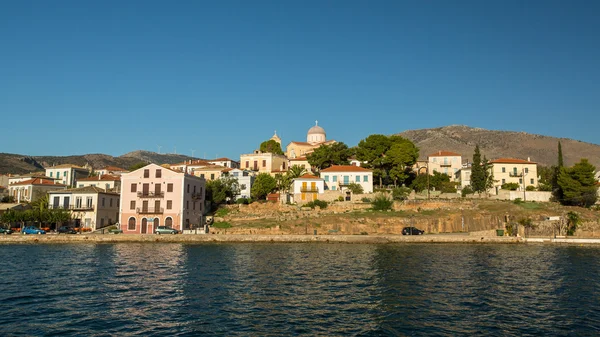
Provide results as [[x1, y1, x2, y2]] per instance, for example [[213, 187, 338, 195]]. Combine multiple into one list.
[[1, 0, 599, 159]]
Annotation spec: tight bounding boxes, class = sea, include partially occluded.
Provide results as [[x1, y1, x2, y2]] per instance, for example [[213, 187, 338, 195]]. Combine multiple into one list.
[[0, 243, 598, 336]]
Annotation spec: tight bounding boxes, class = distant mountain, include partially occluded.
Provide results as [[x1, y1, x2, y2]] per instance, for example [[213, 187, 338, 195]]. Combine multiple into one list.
[[398, 125, 600, 168], [0, 151, 198, 176]]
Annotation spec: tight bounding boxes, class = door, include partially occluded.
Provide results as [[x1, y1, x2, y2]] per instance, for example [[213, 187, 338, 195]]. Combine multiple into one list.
[[155, 184, 161, 196], [143, 183, 149, 196], [142, 200, 149, 213], [311, 182, 317, 200], [141, 218, 147, 234]]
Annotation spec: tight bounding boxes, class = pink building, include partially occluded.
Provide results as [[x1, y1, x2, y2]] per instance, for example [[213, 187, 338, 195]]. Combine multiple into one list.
[[119, 164, 205, 234]]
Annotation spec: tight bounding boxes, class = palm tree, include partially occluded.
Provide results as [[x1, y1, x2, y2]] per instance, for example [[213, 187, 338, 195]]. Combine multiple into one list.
[[287, 165, 307, 179]]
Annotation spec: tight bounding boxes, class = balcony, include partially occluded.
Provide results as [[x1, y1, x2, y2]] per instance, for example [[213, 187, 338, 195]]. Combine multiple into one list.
[[440, 164, 452, 167], [191, 193, 203, 200], [136, 207, 164, 214], [300, 188, 319, 193], [137, 191, 165, 198], [509, 172, 523, 177]]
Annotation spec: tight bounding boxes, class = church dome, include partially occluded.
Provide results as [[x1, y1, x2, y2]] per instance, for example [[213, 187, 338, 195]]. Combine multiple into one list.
[[307, 121, 326, 144]]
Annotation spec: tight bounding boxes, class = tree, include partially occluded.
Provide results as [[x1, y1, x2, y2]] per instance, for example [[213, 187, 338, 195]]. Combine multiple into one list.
[[537, 166, 554, 191], [356, 134, 419, 188], [470, 145, 487, 195], [259, 139, 284, 155], [129, 162, 148, 171], [552, 141, 564, 200], [347, 183, 364, 194], [274, 173, 292, 194], [206, 176, 240, 205], [287, 165, 307, 179], [1, 196, 16, 203], [306, 142, 351, 171], [251, 173, 277, 200], [410, 174, 429, 192], [557, 159, 598, 207]]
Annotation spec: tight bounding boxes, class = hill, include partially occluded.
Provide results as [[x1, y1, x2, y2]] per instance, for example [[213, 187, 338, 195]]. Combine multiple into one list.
[[398, 125, 600, 168], [0, 151, 198, 176]]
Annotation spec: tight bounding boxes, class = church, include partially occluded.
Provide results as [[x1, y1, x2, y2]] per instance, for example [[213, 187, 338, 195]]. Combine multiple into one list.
[[285, 121, 336, 159]]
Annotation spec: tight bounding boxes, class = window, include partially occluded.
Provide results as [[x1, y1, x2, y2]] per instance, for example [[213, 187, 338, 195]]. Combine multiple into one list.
[[364, 175, 368, 182], [193, 186, 196, 194], [332, 186, 336, 190], [165, 217, 173, 227], [86, 197, 93, 208], [76, 197, 82, 208], [210, 174, 215, 180], [519, 178, 523, 184], [282, 162, 286, 170], [262, 160, 266, 167], [156, 169, 162, 178], [333, 176, 337, 182], [50, 172, 53, 177], [432, 158, 437, 163], [187, 184, 190, 193], [130, 200, 136, 210], [128, 217, 136, 230], [155, 184, 161, 195], [167, 183, 173, 192], [167, 200, 172, 209], [502, 167, 506, 173], [57, 172, 61, 178], [502, 179, 505, 184], [530, 178, 534, 184], [78, 184, 83, 188], [110, 198, 113, 207], [324, 176, 329, 182], [105, 183, 110, 190], [64, 171, 68, 177], [356, 176, 360, 182], [186, 200, 189, 209], [193, 201, 196, 210], [245, 161, 249, 168], [144, 169, 149, 178], [131, 184, 137, 193], [233, 172, 239, 177], [201, 174, 205, 178], [102, 198, 105, 207], [525, 168, 529, 174], [100, 218, 104, 227]]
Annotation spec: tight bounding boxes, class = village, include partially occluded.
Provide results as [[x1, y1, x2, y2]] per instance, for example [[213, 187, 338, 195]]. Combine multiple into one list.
[[1, 122, 599, 237]]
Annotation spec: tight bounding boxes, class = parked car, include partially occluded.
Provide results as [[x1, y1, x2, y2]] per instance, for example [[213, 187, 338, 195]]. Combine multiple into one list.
[[154, 226, 180, 235], [57, 226, 77, 234], [402, 227, 424, 235], [22, 226, 46, 235], [0, 227, 13, 235]]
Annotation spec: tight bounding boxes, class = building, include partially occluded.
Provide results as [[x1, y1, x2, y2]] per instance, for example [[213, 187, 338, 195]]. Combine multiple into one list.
[[455, 164, 472, 189], [291, 174, 324, 202], [223, 168, 256, 200], [45, 164, 90, 188], [289, 157, 313, 174], [427, 151, 462, 181], [119, 163, 205, 234], [286, 121, 336, 159], [191, 165, 229, 181], [96, 166, 129, 176], [48, 186, 120, 230], [240, 151, 289, 175], [489, 158, 538, 194], [169, 160, 211, 175], [8, 178, 67, 203], [207, 158, 240, 169], [320, 165, 373, 193], [8, 173, 59, 185], [76, 174, 121, 191]]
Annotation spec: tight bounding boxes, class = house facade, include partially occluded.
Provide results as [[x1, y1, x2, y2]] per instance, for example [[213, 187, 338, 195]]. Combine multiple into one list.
[[207, 158, 240, 169], [96, 166, 128, 176], [9, 178, 67, 203], [240, 151, 288, 174], [77, 174, 121, 191], [291, 174, 324, 202], [428, 151, 462, 181], [223, 168, 255, 200], [191, 165, 228, 181], [320, 165, 373, 193], [289, 157, 313, 174], [45, 164, 90, 188], [119, 164, 205, 234], [169, 160, 211, 175], [489, 158, 538, 194], [48, 186, 120, 230]]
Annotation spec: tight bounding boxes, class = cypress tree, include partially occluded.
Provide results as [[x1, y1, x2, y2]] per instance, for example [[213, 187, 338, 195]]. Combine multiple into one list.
[[552, 141, 564, 201], [471, 145, 486, 194]]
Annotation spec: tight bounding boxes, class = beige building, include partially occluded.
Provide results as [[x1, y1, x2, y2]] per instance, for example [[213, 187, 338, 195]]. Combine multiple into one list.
[[169, 160, 211, 175], [286, 121, 336, 159], [191, 165, 229, 181], [96, 166, 128, 176], [48, 186, 120, 230], [289, 157, 313, 174], [9, 178, 67, 203], [489, 158, 538, 194], [240, 151, 289, 174], [207, 158, 240, 169], [428, 151, 462, 181], [77, 174, 121, 191], [291, 174, 324, 202], [320, 165, 374, 193]]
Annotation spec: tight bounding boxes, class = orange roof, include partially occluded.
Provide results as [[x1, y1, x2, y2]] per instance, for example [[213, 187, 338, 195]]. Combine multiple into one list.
[[490, 158, 536, 164], [296, 174, 321, 180], [290, 157, 308, 161], [77, 174, 121, 182], [428, 151, 462, 157], [10, 178, 66, 186], [320, 165, 373, 173]]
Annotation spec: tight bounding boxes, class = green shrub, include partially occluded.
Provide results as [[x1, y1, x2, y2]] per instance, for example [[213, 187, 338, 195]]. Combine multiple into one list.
[[371, 193, 393, 211], [235, 198, 250, 204], [513, 198, 523, 205], [213, 222, 232, 228], [502, 182, 520, 191], [566, 211, 580, 236], [305, 199, 328, 209], [214, 208, 230, 217], [361, 197, 371, 203], [347, 183, 364, 194], [461, 186, 474, 197], [338, 196, 344, 202], [392, 187, 411, 201], [525, 185, 536, 191]]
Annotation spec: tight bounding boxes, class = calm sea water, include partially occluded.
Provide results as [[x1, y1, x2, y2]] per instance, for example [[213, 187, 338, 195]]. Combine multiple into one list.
[[0, 243, 599, 336]]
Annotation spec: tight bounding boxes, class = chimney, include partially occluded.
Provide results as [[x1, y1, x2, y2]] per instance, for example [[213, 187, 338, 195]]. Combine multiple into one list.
[[439, 150, 441, 155], [527, 157, 530, 162]]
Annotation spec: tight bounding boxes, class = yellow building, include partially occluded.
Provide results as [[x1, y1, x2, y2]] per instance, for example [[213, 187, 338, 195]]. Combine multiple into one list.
[[240, 151, 289, 174], [286, 121, 336, 159], [489, 158, 538, 194]]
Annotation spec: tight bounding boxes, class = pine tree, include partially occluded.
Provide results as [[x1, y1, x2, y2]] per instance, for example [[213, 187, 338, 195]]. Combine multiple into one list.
[[552, 141, 564, 201], [470, 145, 486, 194]]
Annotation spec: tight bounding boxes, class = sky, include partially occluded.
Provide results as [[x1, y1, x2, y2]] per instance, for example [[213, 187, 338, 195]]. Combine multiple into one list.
[[1, 0, 599, 159]]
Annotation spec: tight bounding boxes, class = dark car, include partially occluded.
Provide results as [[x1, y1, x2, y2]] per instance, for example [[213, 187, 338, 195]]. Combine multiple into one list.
[[57, 226, 77, 234], [402, 227, 424, 235], [0, 227, 13, 235]]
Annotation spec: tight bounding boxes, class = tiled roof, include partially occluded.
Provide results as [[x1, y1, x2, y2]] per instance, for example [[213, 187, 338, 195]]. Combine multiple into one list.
[[295, 174, 322, 180], [209, 157, 236, 162], [172, 160, 210, 166], [428, 151, 462, 157], [49, 185, 118, 195], [77, 174, 121, 181], [320, 165, 373, 173], [490, 158, 536, 164], [10, 178, 67, 186], [290, 157, 308, 161]]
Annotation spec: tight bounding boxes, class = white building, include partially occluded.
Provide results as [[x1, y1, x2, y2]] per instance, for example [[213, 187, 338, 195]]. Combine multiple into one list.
[[320, 165, 373, 193], [207, 158, 240, 169], [291, 174, 324, 202], [77, 174, 121, 191], [48, 186, 120, 231], [9, 178, 67, 203], [224, 168, 255, 200], [428, 151, 462, 181], [45, 164, 90, 188]]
